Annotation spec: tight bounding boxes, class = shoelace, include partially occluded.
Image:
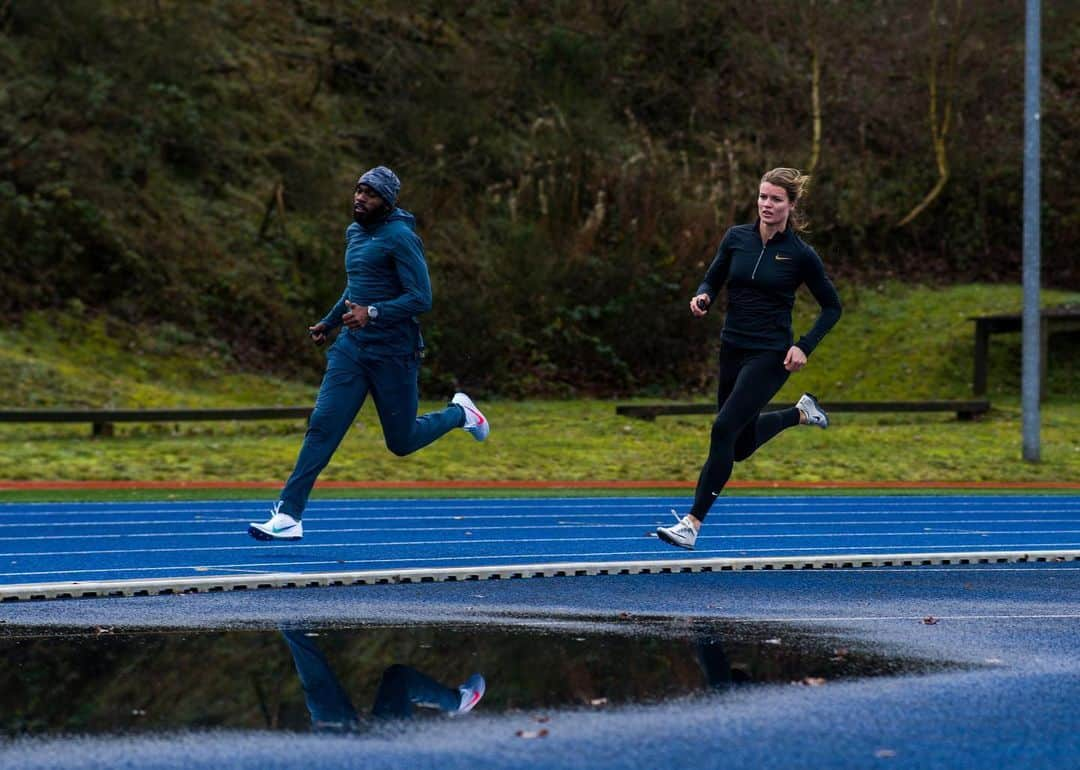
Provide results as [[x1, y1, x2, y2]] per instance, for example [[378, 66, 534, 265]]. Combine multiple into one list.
[[666, 509, 698, 538]]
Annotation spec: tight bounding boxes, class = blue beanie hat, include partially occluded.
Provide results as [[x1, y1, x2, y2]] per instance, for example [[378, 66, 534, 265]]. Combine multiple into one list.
[[357, 166, 400, 206]]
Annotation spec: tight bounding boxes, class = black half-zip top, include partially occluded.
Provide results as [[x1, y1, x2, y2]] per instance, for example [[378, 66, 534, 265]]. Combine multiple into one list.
[[697, 222, 842, 354], [749, 226, 781, 280]]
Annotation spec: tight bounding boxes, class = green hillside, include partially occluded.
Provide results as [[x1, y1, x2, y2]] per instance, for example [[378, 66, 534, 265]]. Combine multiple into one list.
[[2, 1, 1078, 395]]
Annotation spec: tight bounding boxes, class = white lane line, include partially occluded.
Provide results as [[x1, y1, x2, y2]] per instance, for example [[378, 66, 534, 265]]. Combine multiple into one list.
[[3, 552, 1079, 601], [3, 499, 1077, 517], [5, 530, 1080, 558], [8, 514, 1080, 531], [10, 520, 1080, 541]]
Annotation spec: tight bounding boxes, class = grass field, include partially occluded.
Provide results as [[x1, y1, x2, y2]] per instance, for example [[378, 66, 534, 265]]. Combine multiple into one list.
[[1, 283, 1077, 497]]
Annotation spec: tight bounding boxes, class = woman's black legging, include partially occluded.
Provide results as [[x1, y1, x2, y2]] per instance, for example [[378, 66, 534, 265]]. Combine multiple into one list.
[[690, 344, 801, 522]]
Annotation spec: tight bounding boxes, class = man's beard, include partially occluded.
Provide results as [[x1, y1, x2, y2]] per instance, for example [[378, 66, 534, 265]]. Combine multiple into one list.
[[353, 201, 388, 225]]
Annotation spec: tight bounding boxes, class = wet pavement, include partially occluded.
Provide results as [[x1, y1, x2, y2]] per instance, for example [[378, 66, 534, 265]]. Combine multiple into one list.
[[0, 622, 961, 736], [0, 563, 1077, 769]]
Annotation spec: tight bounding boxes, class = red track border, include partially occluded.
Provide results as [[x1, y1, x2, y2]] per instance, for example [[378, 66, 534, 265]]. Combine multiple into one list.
[[0, 479, 1077, 491]]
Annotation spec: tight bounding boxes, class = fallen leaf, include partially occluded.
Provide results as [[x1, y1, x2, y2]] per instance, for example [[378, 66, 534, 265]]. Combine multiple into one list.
[[922, 616, 939, 625], [516, 729, 549, 739], [533, 715, 551, 723], [800, 677, 827, 686], [874, 748, 897, 758]]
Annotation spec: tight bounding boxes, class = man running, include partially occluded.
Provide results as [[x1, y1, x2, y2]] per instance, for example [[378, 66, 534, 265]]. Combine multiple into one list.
[[249, 166, 488, 541]]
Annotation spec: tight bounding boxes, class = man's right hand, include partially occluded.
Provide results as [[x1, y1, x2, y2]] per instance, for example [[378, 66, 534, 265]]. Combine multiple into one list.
[[308, 322, 329, 346]]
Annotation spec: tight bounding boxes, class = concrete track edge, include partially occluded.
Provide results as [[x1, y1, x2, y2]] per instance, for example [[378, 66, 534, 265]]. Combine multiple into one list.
[[3, 549, 1079, 602]]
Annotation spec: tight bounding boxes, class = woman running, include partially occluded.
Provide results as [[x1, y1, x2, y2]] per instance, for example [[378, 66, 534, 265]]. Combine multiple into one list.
[[657, 168, 842, 550]]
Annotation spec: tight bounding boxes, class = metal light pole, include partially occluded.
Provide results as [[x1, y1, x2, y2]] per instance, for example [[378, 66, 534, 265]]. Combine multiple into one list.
[[1021, 0, 1041, 462]]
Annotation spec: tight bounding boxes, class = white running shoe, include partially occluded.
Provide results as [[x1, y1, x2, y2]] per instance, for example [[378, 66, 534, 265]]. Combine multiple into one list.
[[456, 673, 486, 714], [796, 392, 829, 429], [452, 392, 490, 441], [657, 511, 699, 550], [248, 502, 304, 541]]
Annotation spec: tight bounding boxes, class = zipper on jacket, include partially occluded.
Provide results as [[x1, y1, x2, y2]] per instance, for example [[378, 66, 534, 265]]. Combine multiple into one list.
[[751, 246, 766, 280]]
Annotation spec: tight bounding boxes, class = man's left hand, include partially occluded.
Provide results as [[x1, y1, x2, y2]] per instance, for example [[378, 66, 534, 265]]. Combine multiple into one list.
[[342, 300, 370, 329], [783, 346, 807, 372]]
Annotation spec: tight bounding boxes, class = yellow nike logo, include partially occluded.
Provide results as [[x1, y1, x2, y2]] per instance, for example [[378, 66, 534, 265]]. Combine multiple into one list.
[[775, 255, 792, 261]]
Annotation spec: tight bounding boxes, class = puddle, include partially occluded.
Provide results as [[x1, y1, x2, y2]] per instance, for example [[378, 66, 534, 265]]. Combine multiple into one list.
[[0, 621, 959, 736]]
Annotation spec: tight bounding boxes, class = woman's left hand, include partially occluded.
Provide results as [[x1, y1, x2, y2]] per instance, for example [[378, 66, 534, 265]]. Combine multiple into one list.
[[783, 346, 807, 372]]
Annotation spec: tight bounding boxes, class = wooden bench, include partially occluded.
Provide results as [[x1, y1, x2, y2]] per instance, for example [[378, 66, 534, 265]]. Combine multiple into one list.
[[0, 407, 313, 437], [970, 305, 1080, 400], [616, 400, 991, 422]]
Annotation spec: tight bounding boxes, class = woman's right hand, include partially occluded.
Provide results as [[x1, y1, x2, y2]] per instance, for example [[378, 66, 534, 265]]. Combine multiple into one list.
[[690, 294, 710, 317]]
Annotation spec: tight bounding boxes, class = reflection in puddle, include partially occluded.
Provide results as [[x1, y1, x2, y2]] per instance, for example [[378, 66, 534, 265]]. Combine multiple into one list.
[[0, 621, 956, 737]]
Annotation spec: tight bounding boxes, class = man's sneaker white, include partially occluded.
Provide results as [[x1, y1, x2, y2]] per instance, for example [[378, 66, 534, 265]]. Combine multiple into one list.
[[452, 392, 490, 441], [657, 512, 699, 550], [455, 673, 486, 715], [796, 392, 829, 429], [248, 503, 304, 541]]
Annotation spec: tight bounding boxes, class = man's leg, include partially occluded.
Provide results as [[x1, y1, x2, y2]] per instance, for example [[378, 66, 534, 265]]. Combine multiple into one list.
[[371, 664, 464, 720], [281, 630, 360, 731], [368, 354, 464, 457], [278, 348, 370, 518]]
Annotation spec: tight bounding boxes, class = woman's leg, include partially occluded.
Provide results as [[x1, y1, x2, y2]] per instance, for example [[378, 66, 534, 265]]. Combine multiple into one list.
[[690, 348, 790, 523], [732, 407, 802, 462], [369, 354, 465, 457]]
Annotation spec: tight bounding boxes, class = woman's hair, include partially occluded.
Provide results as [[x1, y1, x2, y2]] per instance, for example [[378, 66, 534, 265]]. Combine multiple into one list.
[[760, 167, 810, 231]]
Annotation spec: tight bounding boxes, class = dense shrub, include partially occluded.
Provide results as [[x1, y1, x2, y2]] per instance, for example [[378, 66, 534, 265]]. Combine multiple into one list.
[[1, 0, 1076, 394]]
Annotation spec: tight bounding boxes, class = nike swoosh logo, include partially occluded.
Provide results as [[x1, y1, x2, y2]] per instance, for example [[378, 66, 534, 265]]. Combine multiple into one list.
[[775, 255, 792, 261], [272, 524, 298, 533], [465, 406, 486, 425]]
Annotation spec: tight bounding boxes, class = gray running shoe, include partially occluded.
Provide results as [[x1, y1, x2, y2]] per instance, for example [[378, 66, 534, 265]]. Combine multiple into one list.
[[657, 512, 698, 550], [796, 393, 829, 429]]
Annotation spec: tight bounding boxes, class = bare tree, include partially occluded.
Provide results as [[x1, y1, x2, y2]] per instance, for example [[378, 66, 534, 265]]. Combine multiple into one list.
[[898, 0, 966, 227], [802, 0, 824, 175]]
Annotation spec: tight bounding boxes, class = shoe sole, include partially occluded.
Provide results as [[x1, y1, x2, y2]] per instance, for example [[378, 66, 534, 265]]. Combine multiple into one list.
[[247, 525, 303, 542], [467, 423, 490, 441], [656, 528, 695, 550], [801, 393, 829, 429]]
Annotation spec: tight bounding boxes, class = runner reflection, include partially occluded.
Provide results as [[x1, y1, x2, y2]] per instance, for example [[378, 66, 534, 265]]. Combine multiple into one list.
[[695, 634, 752, 692], [281, 629, 486, 730]]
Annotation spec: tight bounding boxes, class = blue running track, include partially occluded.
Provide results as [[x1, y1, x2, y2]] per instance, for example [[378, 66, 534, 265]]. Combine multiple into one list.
[[1, 495, 1078, 600]]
